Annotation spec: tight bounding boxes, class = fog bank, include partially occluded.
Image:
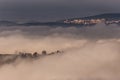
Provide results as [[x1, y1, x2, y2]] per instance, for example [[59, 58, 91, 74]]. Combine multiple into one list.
[[0, 24, 120, 80]]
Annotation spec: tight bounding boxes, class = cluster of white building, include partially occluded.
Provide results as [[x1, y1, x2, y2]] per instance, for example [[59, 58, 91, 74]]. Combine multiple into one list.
[[64, 19, 105, 25], [105, 20, 120, 24]]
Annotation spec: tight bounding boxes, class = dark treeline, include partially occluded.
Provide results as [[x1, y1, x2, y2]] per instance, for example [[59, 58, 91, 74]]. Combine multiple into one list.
[[0, 50, 63, 66]]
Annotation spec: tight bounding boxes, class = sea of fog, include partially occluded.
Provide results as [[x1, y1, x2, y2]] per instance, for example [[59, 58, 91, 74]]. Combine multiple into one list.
[[0, 23, 120, 80]]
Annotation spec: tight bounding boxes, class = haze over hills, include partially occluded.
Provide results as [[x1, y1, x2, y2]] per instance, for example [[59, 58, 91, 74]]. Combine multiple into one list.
[[1, 13, 120, 80], [0, 13, 120, 26]]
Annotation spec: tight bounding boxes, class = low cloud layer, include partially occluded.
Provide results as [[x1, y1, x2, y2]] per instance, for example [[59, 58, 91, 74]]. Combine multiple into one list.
[[0, 24, 120, 80], [0, 23, 120, 53]]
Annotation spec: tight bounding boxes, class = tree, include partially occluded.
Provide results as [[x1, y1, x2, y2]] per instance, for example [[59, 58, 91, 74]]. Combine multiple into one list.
[[33, 52, 38, 57], [42, 50, 47, 55]]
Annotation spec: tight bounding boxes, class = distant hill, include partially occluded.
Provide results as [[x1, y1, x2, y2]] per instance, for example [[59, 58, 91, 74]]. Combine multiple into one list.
[[0, 21, 17, 26], [0, 13, 120, 26], [84, 13, 120, 20], [58, 13, 120, 22]]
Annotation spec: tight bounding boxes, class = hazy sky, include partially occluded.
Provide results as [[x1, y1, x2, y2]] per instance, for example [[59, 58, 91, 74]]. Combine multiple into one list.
[[0, 0, 120, 21]]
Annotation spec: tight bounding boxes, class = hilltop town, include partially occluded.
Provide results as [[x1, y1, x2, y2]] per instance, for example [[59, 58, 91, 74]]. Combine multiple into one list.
[[63, 18, 120, 25], [62, 13, 120, 25]]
